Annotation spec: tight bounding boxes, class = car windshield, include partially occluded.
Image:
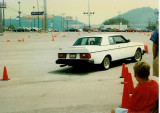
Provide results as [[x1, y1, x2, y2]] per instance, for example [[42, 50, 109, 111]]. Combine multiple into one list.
[[73, 37, 102, 46]]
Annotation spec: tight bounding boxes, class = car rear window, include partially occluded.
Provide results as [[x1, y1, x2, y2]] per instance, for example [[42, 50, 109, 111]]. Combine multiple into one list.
[[73, 37, 102, 46]]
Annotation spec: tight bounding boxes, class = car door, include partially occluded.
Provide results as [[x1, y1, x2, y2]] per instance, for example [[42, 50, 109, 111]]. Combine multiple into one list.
[[107, 36, 124, 60], [112, 35, 132, 59]]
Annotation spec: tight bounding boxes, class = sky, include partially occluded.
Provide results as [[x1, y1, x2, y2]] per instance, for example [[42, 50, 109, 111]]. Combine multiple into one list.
[[2, 0, 159, 25]]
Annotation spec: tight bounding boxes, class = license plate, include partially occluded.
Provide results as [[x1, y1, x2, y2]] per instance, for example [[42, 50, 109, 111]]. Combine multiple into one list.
[[70, 54, 76, 58]]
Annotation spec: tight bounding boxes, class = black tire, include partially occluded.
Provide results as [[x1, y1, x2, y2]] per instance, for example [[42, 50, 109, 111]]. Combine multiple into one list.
[[101, 56, 111, 70], [131, 49, 142, 62]]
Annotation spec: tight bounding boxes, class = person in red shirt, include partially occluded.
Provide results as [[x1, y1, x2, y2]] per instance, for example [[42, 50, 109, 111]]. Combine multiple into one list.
[[111, 61, 159, 113]]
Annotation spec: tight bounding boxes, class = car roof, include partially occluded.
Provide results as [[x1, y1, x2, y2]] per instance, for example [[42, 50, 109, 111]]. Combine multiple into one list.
[[80, 34, 122, 38]]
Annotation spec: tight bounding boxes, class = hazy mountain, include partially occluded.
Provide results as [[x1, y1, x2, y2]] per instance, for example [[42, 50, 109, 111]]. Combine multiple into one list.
[[114, 7, 158, 28], [5, 7, 158, 30], [5, 16, 84, 30]]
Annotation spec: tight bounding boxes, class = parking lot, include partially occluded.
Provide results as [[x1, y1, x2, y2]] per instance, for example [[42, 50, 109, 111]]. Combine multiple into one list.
[[0, 31, 158, 113]]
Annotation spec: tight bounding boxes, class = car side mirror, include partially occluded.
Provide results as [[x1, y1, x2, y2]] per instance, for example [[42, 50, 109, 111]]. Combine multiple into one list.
[[126, 39, 130, 42]]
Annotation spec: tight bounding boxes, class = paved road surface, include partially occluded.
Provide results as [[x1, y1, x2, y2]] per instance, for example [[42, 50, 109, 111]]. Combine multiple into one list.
[[0, 32, 158, 113]]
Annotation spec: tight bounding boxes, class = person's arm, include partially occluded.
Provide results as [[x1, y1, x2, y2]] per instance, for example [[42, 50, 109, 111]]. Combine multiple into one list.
[[152, 42, 157, 59]]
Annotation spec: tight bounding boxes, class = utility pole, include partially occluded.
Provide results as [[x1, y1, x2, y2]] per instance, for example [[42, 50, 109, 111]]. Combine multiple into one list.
[[88, 0, 90, 31], [2, 0, 5, 30], [10, 16, 11, 26], [61, 13, 65, 31], [63, 13, 65, 31], [52, 15, 54, 30], [44, 0, 48, 32], [18, 1, 21, 28], [0, 7, 3, 35], [61, 14, 62, 31], [37, 0, 39, 31], [30, 19, 32, 29], [154, 11, 159, 25], [118, 11, 121, 30], [33, 6, 35, 27], [41, 6, 44, 30], [75, 16, 77, 28], [83, 0, 94, 32]]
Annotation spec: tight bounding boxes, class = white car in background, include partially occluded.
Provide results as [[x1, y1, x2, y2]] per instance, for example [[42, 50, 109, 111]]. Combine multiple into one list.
[[56, 34, 146, 69]]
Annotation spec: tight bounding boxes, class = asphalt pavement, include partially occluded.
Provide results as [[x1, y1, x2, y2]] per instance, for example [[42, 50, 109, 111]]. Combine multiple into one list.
[[0, 31, 158, 113]]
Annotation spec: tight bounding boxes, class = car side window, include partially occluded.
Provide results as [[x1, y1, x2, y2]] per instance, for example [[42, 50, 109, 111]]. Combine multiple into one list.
[[113, 36, 127, 44], [81, 38, 88, 45], [108, 37, 115, 45]]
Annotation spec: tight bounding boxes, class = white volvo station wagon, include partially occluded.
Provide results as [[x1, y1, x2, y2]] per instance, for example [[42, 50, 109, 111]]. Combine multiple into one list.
[[56, 34, 146, 69]]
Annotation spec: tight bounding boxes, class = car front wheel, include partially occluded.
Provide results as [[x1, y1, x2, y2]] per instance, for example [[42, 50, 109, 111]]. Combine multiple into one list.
[[131, 49, 142, 62], [101, 56, 111, 70]]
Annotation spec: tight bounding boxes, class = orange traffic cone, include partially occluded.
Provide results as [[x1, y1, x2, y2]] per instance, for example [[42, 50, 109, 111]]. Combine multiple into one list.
[[147, 34, 150, 36], [121, 67, 129, 84], [124, 67, 129, 82], [52, 37, 54, 41], [128, 73, 134, 94], [121, 82, 131, 109], [7, 40, 11, 42], [144, 45, 149, 53], [18, 39, 22, 42], [28, 34, 30, 38], [120, 63, 125, 78], [2, 66, 9, 80], [22, 38, 24, 42]]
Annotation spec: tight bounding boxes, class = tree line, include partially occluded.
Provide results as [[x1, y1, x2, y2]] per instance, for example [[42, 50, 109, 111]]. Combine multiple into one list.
[[103, 18, 157, 30]]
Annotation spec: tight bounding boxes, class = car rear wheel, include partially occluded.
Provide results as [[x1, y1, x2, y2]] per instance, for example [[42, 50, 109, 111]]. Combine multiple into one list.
[[131, 49, 142, 62], [101, 56, 111, 70]]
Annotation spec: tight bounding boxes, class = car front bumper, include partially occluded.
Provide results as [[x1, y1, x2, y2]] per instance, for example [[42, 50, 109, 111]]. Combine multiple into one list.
[[56, 59, 94, 66]]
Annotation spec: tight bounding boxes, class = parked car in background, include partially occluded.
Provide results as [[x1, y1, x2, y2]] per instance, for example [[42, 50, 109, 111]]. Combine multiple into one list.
[[30, 28, 36, 31], [101, 28, 114, 32], [50, 29, 59, 32], [121, 29, 127, 32], [12, 28, 29, 32], [67, 28, 79, 32], [113, 28, 121, 32], [141, 28, 152, 32], [92, 28, 99, 32], [56, 34, 146, 69], [83, 27, 93, 32], [125, 28, 137, 32]]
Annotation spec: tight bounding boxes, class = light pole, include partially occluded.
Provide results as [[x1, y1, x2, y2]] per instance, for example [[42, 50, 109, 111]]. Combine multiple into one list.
[[2, 0, 5, 30], [10, 16, 11, 26], [52, 15, 54, 30], [154, 11, 159, 24], [18, 1, 21, 28], [61, 13, 65, 31], [75, 16, 77, 28], [63, 14, 65, 31], [0, 7, 3, 35], [44, 0, 48, 32], [88, 0, 90, 30], [118, 11, 121, 30], [83, 0, 94, 32], [37, 0, 39, 31], [33, 6, 35, 27]]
